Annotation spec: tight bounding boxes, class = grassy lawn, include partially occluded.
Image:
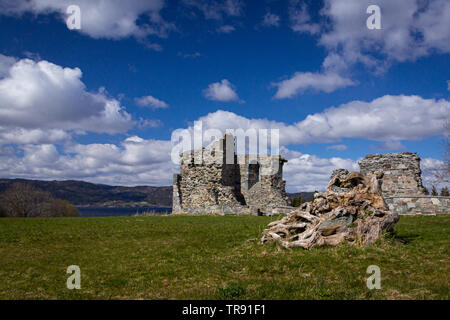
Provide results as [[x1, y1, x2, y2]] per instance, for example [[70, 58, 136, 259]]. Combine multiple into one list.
[[0, 215, 448, 300]]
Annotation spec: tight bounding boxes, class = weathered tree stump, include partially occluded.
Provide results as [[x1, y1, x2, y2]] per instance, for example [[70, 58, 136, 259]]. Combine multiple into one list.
[[261, 171, 399, 249]]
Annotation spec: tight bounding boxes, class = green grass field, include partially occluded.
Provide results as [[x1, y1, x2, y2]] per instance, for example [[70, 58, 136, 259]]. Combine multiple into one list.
[[0, 215, 448, 300]]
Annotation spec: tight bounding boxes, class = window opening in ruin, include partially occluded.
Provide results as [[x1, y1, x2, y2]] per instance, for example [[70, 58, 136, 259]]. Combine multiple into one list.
[[248, 161, 260, 189]]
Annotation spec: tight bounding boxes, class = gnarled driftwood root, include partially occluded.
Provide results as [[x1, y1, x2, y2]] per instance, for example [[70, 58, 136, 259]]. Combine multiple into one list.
[[261, 172, 399, 249]]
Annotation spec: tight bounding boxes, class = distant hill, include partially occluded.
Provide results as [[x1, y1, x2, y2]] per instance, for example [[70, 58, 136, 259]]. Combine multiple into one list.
[[0, 178, 316, 208], [287, 192, 315, 202], [0, 179, 172, 208]]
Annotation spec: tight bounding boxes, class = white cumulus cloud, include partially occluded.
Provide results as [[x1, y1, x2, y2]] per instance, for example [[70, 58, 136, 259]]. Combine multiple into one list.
[[0, 128, 71, 146], [0, 137, 175, 186], [188, 95, 449, 145], [376, 140, 406, 151], [203, 79, 242, 102], [282, 147, 359, 192], [277, 0, 450, 95], [0, 0, 174, 40], [262, 12, 280, 27], [289, 0, 320, 35], [0, 53, 16, 77], [272, 71, 356, 98], [135, 95, 169, 110], [0, 56, 133, 139], [318, 0, 450, 72], [217, 25, 236, 34]]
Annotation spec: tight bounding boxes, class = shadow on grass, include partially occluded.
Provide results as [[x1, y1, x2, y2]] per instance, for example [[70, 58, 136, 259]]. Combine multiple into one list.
[[386, 231, 421, 244]]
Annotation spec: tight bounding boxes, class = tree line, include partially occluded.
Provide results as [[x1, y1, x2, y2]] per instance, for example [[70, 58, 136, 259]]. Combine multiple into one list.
[[291, 195, 304, 207], [424, 186, 449, 197]]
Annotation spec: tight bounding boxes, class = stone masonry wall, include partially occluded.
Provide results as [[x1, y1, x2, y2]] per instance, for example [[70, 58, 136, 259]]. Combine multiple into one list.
[[237, 154, 289, 209], [173, 135, 243, 213], [385, 196, 450, 215], [359, 152, 426, 196], [358, 152, 448, 215]]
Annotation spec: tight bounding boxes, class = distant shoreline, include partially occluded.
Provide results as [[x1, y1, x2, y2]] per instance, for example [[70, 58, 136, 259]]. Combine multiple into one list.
[[75, 204, 172, 209], [76, 206, 172, 217]]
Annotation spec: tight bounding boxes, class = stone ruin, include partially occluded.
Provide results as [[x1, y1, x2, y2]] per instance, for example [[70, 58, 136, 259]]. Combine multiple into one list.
[[173, 142, 449, 217], [359, 152, 426, 196], [326, 153, 449, 216], [172, 134, 292, 215], [359, 152, 449, 215]]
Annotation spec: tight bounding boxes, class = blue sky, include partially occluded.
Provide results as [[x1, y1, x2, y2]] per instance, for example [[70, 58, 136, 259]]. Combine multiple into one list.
[[0, 0, 448, 191]]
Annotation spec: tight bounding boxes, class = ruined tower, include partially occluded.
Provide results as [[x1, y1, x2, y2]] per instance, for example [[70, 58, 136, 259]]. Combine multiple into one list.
[[359, 152, 426, 197], [172, 134, 291, 215]]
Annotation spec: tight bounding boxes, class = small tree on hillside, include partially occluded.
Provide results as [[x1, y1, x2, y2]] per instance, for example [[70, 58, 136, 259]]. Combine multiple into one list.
[[0, 183, 51, 217], [0, 182, 80, 218], [441, 187, 449, 197], [43, 199, 80, 217]]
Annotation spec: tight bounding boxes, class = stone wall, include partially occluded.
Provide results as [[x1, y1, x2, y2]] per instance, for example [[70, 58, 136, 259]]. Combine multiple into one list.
[[358, 152, 448, 215], [385, 196, 450, 215], [359, 152, 426, 197], [172, 134, 291, 215], [237, 154, 289, 209]]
